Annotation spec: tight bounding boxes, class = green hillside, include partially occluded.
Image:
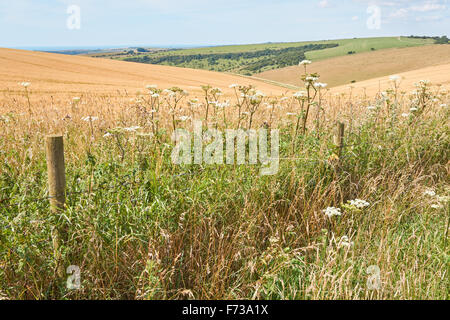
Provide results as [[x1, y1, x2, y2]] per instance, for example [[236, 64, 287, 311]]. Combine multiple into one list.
[[118, 37, 433, 75]]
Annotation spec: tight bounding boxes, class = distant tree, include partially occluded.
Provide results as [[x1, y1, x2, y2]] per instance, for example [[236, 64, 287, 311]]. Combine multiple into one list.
[[435, 36, 449, 44]]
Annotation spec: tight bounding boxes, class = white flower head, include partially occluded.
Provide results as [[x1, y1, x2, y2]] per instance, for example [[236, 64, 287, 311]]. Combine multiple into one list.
[[217, 101, 230, 108], [293, 91, 307, 98], [314, 82, 328, 89], [123, 126, 141, 132], [179, 116, 191, 121], [299, 60, 312, 66], [348, 199, 370, 209], [20, 82, 31, 88], [323, 207, 342, 218], [81, 116, 99, 122], [338, 236, 354, 248], [306, 76, 319, 82], [229, 84, 239, 88], [423, 189, 436, 197]]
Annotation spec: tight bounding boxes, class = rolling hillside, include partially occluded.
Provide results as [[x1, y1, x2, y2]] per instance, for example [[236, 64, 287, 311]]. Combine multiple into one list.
[[257, 45, 450, 88], [0, 48, 290, 101], [114, 37, 432, 74], [330, 62, 450, 96]]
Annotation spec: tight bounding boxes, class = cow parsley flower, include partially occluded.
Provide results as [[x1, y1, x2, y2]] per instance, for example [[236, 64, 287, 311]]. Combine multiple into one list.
[[339, 236, 354, 248], [179, 116, 191, 121], [423, 189, 436, 197], [314, 82, 328, 89], [123, 126, 141, 132], [348, 199, 370, 209], [293, 91, 307, 98], [19, 82, 31, 88], [299, 60, 312, 66], [229, 84, 239, 88], [305, 76, 319, 82], [82, 116, 99, 122], [323, 207, 342, 218]]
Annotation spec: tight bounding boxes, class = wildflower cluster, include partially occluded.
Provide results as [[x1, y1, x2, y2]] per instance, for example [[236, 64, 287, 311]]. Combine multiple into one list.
[[347, 199, 370, 209]]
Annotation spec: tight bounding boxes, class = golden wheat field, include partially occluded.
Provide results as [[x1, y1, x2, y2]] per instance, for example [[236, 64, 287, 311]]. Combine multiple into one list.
[[257, 45, 450, 89], [0, 48, 290, 103]]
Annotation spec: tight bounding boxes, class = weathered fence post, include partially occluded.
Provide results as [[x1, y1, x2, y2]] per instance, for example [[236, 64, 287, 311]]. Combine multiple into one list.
[[45, 135, 66, 277], [46, 135, 66, 212], [335, 122, 345, 160]]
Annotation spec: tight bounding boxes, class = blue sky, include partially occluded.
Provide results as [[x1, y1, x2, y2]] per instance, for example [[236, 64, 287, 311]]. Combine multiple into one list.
[[0, 0, 449, 49]]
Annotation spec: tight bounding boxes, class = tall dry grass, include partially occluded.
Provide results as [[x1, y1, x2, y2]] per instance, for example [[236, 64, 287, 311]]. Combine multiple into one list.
[[0, 75, 448, 300]]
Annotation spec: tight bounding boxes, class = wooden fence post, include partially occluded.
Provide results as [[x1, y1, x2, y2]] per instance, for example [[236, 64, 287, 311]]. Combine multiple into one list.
[[335, 122, 345, 159], [46, 135, 66, 212], [46, 135, 66, 277]]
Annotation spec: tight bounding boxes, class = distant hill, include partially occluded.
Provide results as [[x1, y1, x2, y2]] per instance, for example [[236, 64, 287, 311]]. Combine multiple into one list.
[[257, 45, 450, 88], [108, 37, 433, 75], [330, 62, 450, 96]]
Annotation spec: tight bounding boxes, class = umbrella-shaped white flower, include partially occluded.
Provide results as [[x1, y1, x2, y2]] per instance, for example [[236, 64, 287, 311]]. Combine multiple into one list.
[[323, 207, 342, 218]]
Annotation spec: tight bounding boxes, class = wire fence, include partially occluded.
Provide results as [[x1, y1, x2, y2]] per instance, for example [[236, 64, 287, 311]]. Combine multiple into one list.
[[1, 124, 356, 209], [0, 156, 351, 209], [0, 174, 140, 209]]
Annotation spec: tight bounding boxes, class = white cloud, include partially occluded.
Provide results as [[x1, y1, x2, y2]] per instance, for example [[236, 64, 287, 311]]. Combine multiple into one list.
[[410, 3, 446, 12], [390, 8, 408, 17], [318, 0, 329, 8]]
